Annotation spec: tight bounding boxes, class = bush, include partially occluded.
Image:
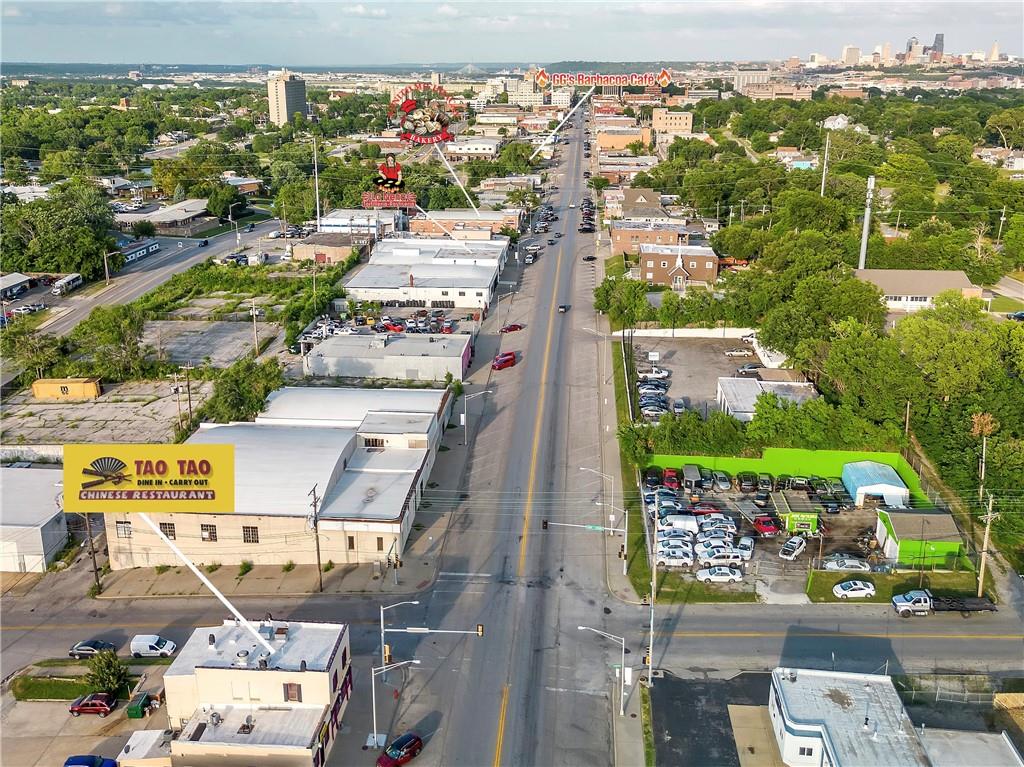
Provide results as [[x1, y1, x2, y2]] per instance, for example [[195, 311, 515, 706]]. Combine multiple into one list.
[[282, 560, 295, 572], [85, 651, 130, 695], [323, 560, 334, 572], [238, 560, 253, 577], [205, 562, 221, 573]]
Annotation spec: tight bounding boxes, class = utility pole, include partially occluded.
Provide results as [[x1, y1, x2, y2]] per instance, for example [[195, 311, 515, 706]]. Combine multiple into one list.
[[308, 484, 323, 593], [313, 134, 322, 232], [170, 372, 183, 429], [894, 210, 902, 234], [250, 298, 260, 355], [904, 400, 911, 436], [740, 199, 746, 220], [858, 175, 875, 270], [978, 432, 988, 501], [996, 205, 1007, 244], [182, 361, 194, 423], [819, 131, 830, 197], [83, 513, 101, 592], [103, 251, 115, 286], [977, 494, 998, 598]]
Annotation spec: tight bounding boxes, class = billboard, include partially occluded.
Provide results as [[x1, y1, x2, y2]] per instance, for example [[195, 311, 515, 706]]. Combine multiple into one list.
[[63, 444, 235, 514]]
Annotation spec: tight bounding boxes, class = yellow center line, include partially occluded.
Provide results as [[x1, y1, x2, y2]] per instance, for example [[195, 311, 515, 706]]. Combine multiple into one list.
[[516, 207, 567, 577], [492, 683, 510, 767], [665, 631, 1023, 640]]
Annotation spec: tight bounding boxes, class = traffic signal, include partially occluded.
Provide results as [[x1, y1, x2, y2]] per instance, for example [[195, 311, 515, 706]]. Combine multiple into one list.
[[396, 558, 403, 569], [476, 623, 485, 637], [643, 652, 650, 666], [618, 545, 625, 560], [542, 519, 549, 530], [383, 644, 392, 664]]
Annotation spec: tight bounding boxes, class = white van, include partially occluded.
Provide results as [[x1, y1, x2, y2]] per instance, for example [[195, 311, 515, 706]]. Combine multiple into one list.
[[130, 634, 177, 658], [660, 514, 699, 534]]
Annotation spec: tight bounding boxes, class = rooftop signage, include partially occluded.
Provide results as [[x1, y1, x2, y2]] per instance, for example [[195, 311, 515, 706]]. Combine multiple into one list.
[[388, 83, 460, 145], [535, 68, 672, 89]]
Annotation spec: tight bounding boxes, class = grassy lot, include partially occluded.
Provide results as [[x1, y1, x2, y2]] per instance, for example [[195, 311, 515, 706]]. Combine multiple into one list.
[[806, 569, 987, 604], [990, 295, 1024, 313], [191, 210, 272, 239], [655, 574, 758, 604], [35, 656, 172, 668], [11, 675, 138, 701], [605, 254, 627, 279], [641, 685, 656, 767]]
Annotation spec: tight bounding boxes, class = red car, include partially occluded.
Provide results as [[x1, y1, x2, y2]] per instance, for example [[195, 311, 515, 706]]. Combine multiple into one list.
[[752, 516, 782, 537], [500, 323, 524, 333], [69, 693, 116, 717], [384, 322, 405, 333], [662, 469, 679, 490], [376, 732, 423, 766], [492, 352, 516, 371]]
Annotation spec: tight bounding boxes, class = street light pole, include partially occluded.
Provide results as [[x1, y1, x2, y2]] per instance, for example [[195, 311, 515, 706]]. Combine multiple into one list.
[[229, 202, 243, 248], [578, 626, 626, 716], [379, 600, 420, 680], [370, 659, 420, 749]]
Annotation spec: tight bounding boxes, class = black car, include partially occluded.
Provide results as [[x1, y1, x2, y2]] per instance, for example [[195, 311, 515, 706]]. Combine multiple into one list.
[[1007, 311, 1024, 322], [582, 255, 597, 262], [644, 468, 663, 489], [68, 639, 117, 660], [548, 239, 557, 245], [198, 239, 208, 247], [245, 223, 255, 232]]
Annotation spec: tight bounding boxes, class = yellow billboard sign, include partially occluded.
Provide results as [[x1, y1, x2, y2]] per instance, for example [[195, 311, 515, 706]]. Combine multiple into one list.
[[63, 444, 234, 514]]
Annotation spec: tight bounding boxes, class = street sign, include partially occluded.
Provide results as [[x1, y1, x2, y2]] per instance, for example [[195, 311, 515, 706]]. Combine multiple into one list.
[[585, 524, 604, 531], [647, 352, 660, 362]]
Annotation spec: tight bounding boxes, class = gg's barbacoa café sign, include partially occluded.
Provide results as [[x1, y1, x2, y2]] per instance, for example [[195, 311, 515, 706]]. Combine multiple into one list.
[[534, 68, 673, 89], [63, 444, 235, 514]]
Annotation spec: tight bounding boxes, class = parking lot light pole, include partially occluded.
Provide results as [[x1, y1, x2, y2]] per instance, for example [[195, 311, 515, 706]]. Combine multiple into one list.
[[463, 390, 492, 447], [369, 659, 419, 749], [578, 626, 626, 716], [229, 202, 243, 247]]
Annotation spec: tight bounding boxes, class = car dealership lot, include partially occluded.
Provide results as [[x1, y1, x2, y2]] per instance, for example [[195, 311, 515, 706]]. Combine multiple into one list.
[[630, 337, 749, 416]]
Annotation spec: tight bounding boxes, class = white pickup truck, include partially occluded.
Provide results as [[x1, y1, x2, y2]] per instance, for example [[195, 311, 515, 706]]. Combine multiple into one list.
[[891, 589, 997, 617]]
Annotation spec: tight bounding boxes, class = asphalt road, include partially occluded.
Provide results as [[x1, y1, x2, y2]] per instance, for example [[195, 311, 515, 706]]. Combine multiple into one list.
[[37, 220, 282, 338]]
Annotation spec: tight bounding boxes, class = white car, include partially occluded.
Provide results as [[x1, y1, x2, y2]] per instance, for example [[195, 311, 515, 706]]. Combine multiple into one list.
[[694, 540, 732, 558], [832, 580, 876, 599], [695, 566, 743, 584], [656, 529, 692, 542], [698, 513, 733, 527], [569, 203, 576, 208], [735, 536, 755, 561], [696, 529, 733, 545], [637, 367, 670, 380], [779, 536, 807, 561], [700, 519, 737, 534], [656, 553, 694, 568], [656, 538, 693, 552], [823, 558, 870, 572], [724, 347, 754, 357]]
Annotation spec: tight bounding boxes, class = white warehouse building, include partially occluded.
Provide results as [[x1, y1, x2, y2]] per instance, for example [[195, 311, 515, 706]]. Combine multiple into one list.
[[0, 466, 68, 573]]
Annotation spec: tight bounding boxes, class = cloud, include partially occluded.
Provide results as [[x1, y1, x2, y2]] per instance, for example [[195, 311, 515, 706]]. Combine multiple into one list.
[[436, 4, 459, 17], [3, 4, 21, 17], [343, 3, 389, 18]]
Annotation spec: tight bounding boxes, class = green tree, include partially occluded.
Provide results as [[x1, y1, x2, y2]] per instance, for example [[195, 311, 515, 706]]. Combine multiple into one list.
[[206, 183, 246, 220], [626, 140, 646, 156], [0, 323, 61, 379], [774, 189, 851, 233], [986, 107, 1024, 150], [879, 153, 937, 189], [588, 176, 610, 192], [203, 358, 285, 423], [131, 220, 156, 239], [657, 289, 685, 336], [84, 651, 129, 696], [71, 304, 148, 380], [1000, 213, 1024, 268], [666, 137, 714, 167]]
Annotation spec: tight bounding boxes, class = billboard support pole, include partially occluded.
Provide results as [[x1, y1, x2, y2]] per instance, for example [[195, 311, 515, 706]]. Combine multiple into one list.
[[84, 512, 101, 591], [138, 512, 275, 654]]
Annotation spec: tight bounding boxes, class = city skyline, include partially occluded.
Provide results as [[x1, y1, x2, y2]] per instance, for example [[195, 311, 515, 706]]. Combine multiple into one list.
[[2, 0, 1020, 66]]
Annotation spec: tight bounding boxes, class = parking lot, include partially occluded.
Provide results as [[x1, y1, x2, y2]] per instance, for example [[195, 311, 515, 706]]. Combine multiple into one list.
[[630, 336, 756, 417], [144, 319, 282, 366]]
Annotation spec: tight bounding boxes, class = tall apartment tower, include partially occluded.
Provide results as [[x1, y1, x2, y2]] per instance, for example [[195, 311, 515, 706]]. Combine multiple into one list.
[[881, 42, 893, 64], [841, 46, 861, 66], [268, 70, 307, 127], [989, 41, 1000, 62], [931, 33, 944, 54]]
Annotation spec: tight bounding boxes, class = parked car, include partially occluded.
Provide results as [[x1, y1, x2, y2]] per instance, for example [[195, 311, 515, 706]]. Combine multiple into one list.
[[672, 399, 687, 414], [833, 580, 876, 599], [698, 512, 733, 527], [823, 558, 871, 572], [656, 538, 694, 554], [657, 553, 694, 568], [656, 529, 693, 542], [693, 540, 731, 558], [63, 757, 117, 767], [68, 639, 116, 660], [582, 255, 597, 262], [499, 323, 524, 333], [752, 516, 782, 537], [644, 468, 662, 488], [1008, 311, 1024, 322], [754, 490, 771, 508], [376, 732, 424, 767], [130, 634, 176, 658], [724, 347, 753, 357], [695, 566, 743, 584], [700, 519, 738, 535], [737, 472, 757, 492], [757, 473, 774, 491], [779, 536, 807, 561], [696, 529, 733, 545], [69, 693, 116, 717], [663, 468, 679, 490], [735, 536, 755, 561], [712, 471, 731, 492], [735, 363, 764, 376], [637, 367, 670, 380], [492, 352, 517, 371]]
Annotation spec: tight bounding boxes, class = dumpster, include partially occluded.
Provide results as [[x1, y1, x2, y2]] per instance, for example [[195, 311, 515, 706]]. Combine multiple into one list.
[[126, 691, 151, 719]]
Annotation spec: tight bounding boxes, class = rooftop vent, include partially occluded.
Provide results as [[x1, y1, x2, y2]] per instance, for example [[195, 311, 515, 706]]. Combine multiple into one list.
[[207, 633, 216, 649], [234, 650, 250, 667], [300, 659, 307, 672], [189, 723, 207, 741], [274, 624, 289, 640], [209, 711, 222, 727], [238, 715, 255, 735]]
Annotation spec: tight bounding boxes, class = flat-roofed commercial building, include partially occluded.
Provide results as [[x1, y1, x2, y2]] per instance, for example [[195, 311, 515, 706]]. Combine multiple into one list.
[[444, 137, 503, 161], [0, 466, 67, 573], [164, 618, 352, 766], [651, 108, 694, 134], [114, 199, 210, 235], [596, 127, 652, 151], [304, 332, 472, 382], [610, 220, 706, 255], [408, 208, 523, 237], [345, 263, 497, 309], [318, 208, 403, 237], [291, 233, 374, 265], [106, 387, 452, 569], [716, 377, 818, 422]]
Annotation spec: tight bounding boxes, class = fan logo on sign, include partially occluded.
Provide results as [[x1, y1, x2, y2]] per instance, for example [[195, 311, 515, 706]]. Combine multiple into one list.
[[389, 84, 459, 145]]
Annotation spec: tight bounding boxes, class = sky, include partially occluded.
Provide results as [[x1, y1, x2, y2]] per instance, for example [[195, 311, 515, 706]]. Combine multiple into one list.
[[2, 0, 1021, 66]]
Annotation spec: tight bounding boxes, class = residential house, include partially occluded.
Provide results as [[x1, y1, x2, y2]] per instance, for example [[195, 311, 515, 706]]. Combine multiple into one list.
[[854, 269, 982, 312]]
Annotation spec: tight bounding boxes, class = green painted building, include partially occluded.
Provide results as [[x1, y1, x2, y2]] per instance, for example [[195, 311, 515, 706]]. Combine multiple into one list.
[[875, 509, 964, 569]]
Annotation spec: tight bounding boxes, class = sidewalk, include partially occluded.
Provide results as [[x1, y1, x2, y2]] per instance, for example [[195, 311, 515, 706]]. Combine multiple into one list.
[[98, 414, 477, 600]]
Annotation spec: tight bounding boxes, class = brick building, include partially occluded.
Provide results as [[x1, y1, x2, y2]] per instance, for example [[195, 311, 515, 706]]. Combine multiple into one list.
[[635, 244, 719, 288]]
